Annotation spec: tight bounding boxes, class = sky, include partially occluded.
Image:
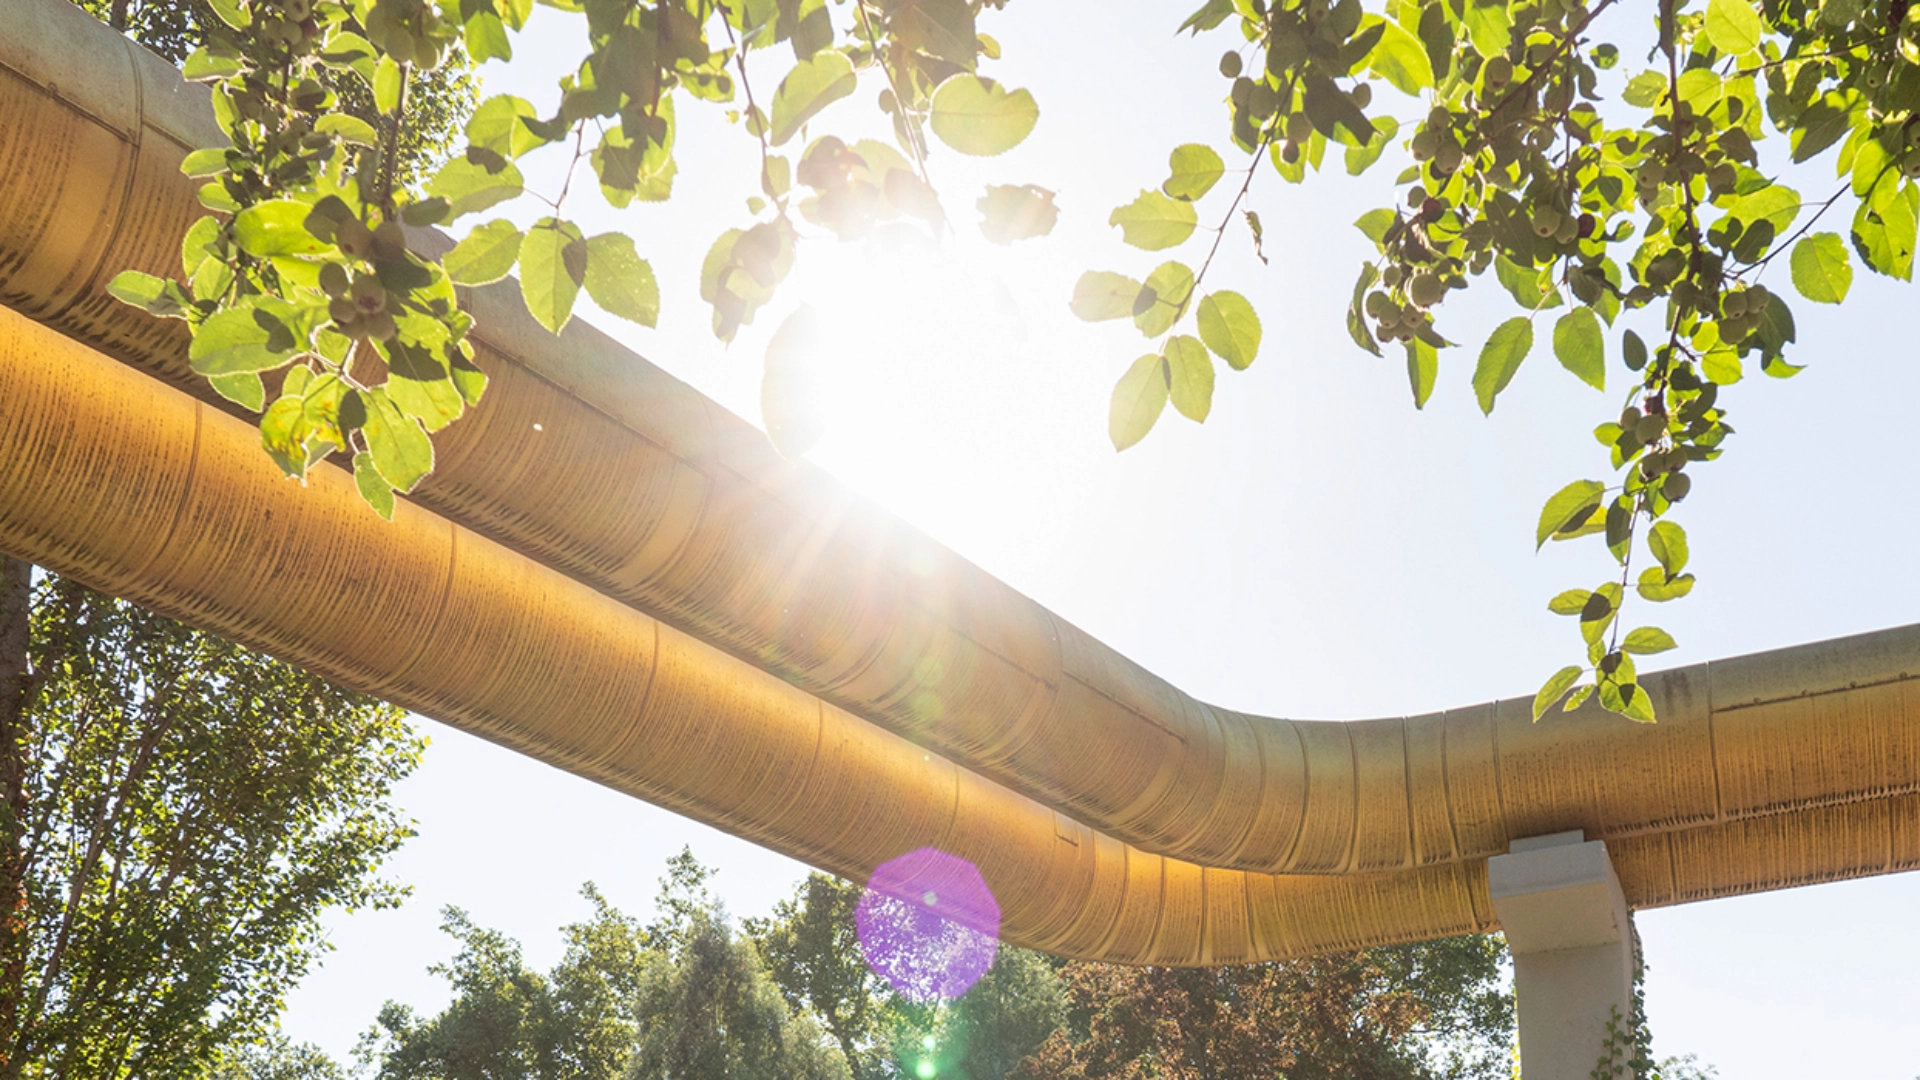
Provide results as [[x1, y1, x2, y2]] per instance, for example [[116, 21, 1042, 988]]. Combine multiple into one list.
[[278, 2, 1920, 1075]]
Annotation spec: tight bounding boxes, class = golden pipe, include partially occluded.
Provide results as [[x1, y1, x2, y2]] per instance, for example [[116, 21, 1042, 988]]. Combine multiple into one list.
[[2, 0, 1918, 899], [4, 305, 1917, 966]]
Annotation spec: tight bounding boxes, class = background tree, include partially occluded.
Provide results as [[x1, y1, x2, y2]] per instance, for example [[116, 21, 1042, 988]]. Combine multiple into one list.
[[887, 946, 1066, 1080], [363, 851, 849, 1080], [210, 1035, 350, 1080], [746, 872, 892, 1077], [0, 562, 422, 1079], [1011, 935, 1514, 1080]]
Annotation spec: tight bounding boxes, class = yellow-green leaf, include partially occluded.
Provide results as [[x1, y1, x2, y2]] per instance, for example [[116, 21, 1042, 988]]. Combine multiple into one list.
[[770, 51, 857, 146], [1134, 261, 1194, 338], [1552, 307, 1605, 391], [1790, 232, 1852, 303], [443, 219, 523, 286], [1473, 317, 1533, 414], [929, 75, 1039, 156], [1071, 271, 1143, 322], [1164, 334, 1213, 421], [520, 217, 588, 333], [1623, 626, 1678, 655], [1163, 144, 1225, 202], [1109, 353, 1169, 451], [1705, 0, 1764, 56], [1196, 291, 1260, 370], [1109, 190, 1198, 251], [583, 232, 660, 327], [1532, 666, 1584, 720], [1536, 479, 1606, 548]]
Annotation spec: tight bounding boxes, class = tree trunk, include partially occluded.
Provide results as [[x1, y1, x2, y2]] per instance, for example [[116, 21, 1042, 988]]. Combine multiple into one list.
[[0, 557, 31, 1078]]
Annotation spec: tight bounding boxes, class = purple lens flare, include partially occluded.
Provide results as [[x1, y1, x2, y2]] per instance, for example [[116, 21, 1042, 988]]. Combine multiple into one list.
[[855, 847, 1000, 1002]]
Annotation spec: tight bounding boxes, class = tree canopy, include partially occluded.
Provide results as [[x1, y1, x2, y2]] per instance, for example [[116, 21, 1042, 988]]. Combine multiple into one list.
[[0, 564, 421, 1079]]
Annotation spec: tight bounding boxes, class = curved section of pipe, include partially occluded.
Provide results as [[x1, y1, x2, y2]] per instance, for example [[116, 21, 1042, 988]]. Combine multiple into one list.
[[4, 0, 1920, 884], [6, 306, 1920, 966], [6, 306, 1920, 965]]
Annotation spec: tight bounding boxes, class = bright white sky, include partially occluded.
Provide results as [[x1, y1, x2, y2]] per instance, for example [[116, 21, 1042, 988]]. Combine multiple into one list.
[[280, 3, 1920, 1075]]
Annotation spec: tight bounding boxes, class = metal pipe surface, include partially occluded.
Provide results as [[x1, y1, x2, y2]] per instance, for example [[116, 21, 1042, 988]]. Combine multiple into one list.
[[2, 0, 1917, 930], [3, 306, 1917, 965]]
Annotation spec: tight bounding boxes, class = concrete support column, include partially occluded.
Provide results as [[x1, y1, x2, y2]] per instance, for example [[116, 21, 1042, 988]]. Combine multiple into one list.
[[1490, 830, 1636, 1080]]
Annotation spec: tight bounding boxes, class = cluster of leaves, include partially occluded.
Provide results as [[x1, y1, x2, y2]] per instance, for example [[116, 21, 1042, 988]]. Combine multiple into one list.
[[1104, 0, 1920, 720], [110, 0, 1057, 511]]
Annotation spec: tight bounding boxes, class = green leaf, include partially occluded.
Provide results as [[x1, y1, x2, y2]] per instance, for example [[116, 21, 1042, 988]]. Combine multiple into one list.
[[1368, 20, 1433, 95], [373, 55, 402, 114], [1109, 353, 1169, 451], [770, 51, 857, 146], [182, 47, 245, 81], [107, 270, 190, 319], [1355, 208, 1397, 245], [1552, 307, 1605, 391], [1622, 71, 1667, 107], [976, 184, 1058, 244], [1494, 255, 1560, 310], [362, 388, 434, 493], [1196, 291, 1260, 370], [1647, 520, 1689, 575], [1532, 666, 1584, 720], [583, 233, 660, 327], [1071, 272, 1143, 322], [1109, 190, 1199, 251], [1623, 627, 1679, 655], [180, 148, 229, 178], [520, 218, 589, 333], [189, 300, 298, 375], [1134, 262, 1195, 338], [1790, 233, 1852, 304], [1344, 115, 1399, 176], [1163, 144, 1225, 201], [208, 372, 266, 411], [1164, 335, 1214, 421], [465, 8, 511, 63], [1347, 263, 1382, 357], [1548, 589, 1593, 616], [353, 450, 396, 520], [208, 0, 250, 30], [1405, 337, 1437, 409], [1462, 0, 1510, 64], [233, 200, 330, 257], [315, 114, 379, 147], [1705, 0, 1764, 56], [467, 94, 545, 158], [1472, 317, 1533, 414], [444, 219, 524, 286], [1638, 567, 1697, 602], [1536, 479, 1606, 549], [929, 75, 1039, 156], [428, 154, 526, 221]]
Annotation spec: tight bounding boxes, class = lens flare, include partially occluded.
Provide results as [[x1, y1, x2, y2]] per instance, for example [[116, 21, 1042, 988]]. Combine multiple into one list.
[[856, 847, 999, 1002]]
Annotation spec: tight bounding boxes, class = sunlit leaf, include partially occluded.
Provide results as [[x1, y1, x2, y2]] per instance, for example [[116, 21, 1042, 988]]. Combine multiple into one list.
[[189, 299, 298, 375], [353, 451, 396, 520], [1196, 291, 1260, 370], [520, 218, 589, 333], [1532, 666, 1584, 720], [1109, 190, 1198, 251], [1536, 479, 1606, 549], [467, 94, 546, 158], [929, 75, 1038, 156], [770, 51, 857, 146], [1070, 272, 1143, 322], [1648, 521, 1689, 576], [1109, 353, 1169, 451], [429, 154, 526, 221], [1472, 317, 1533, 414], [1790, 232, 1852, 303], [234, 200, 330, 257], [977, 184, 1057, 244], [1134, 261, 1195, 337], [362, 387, 434, 493], [584, 233, 660, 327], [1623, 626, 1678, 655], [1163, 144, 1225, 201], [1705, 0, 1764, 56], [443, 220, 524, 286], [1552, 307, 1605, 391], [1164, 335, 1214, 421]]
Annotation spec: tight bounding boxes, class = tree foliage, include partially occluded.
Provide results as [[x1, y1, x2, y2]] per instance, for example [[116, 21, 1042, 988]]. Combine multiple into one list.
[[97, 0, 1920, 716], [1011, 935, 1514, 1080], [0, 564, 421, 1079]]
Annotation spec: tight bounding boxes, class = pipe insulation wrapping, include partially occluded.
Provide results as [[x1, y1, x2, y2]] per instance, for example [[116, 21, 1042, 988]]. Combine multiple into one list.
[[1, 0, 1918, 900], [5, 307, 1919, 962]]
